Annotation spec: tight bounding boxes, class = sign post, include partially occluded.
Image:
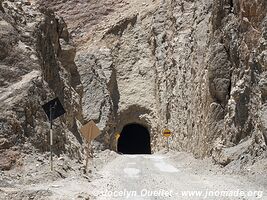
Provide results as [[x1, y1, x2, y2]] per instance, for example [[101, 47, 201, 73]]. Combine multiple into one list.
[[85, 124, 92, 172], [80, 120, 100, 173], [163, 129, 171, 152], [167, 136, 169, 152], [42, 97, 65, 171], [49, 105, 53, 171]]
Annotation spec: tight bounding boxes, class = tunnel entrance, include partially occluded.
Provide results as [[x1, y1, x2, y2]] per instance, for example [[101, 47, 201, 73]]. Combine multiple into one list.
[[117, 123, 151, 154]]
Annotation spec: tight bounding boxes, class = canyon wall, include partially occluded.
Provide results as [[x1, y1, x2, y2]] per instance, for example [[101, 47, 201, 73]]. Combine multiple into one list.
[[49, 0, 266, 164], [0, 0, 83, 170], [1, 0, 266, 169]]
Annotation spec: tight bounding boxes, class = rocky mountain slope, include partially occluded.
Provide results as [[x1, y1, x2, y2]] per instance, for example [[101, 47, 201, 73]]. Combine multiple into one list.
[[0, 0, 83, 170], [38, 0, 267, 165], [0, 0, 266, 171]]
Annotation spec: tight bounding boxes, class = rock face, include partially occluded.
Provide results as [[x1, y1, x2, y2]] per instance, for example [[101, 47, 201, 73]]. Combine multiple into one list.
[[39, 0, 267, 164], [0, 0, 83, 170], [209, 0, 267, 164], [1, 0, 266, 167]]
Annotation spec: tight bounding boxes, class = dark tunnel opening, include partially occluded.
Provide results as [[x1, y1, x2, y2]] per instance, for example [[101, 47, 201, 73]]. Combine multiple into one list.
[[117, 123, 151, 154]]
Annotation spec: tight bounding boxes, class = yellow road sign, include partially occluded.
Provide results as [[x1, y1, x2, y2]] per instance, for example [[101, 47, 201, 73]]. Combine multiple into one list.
[[115, 132, 120, 140], [163, 129, 171, 137], [80, 120, 100, 142]]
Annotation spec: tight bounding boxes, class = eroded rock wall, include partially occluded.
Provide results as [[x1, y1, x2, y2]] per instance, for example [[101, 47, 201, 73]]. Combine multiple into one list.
[[68, 0, 215, 155], [8, 0, 267, 166], [209, 0, 267, 165], [0, 0, 83, 170]]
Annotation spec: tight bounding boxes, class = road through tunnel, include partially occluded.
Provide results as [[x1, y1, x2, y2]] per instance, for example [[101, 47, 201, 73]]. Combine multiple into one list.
[[117, 123, 151, 154]]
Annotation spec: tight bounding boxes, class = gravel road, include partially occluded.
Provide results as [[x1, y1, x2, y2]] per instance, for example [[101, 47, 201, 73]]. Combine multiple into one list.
[[90, 153, 266, 200], [1, 151, 266, 200]]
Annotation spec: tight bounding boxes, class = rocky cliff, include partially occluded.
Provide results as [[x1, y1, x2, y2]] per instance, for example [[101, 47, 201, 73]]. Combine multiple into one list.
[[40, 0, 267, 165], [0, 0, 83, 170], [1, 0, 266, 170]]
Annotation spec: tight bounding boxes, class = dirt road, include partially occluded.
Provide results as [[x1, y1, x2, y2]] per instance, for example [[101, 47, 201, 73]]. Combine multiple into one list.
[[89, 153, 266, 200], [1, 151, 266, 200]]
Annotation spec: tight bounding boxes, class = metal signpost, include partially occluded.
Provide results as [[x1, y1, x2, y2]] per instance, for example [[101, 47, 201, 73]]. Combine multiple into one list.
[[163, 129, 171, 151], [42, 97, 65, 171], [80, 120, 100, 173]]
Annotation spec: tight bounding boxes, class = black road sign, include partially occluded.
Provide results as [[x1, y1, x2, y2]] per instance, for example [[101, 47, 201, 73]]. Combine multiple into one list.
[[42, 97, 66, 121]]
